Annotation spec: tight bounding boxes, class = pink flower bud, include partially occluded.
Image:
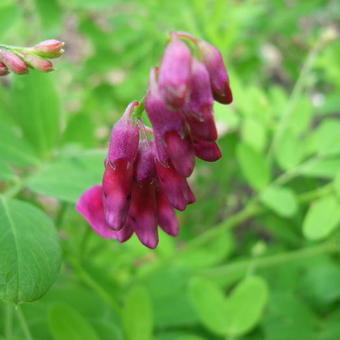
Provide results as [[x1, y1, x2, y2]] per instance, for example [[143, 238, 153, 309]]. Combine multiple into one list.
[[187, 106, 217, 141], [33, 39, 64, 58], [155, 160, 195, 211], [128, 181, 158, 249], [0, 49, 27, 74], [193, 140, 222, 162], [76, 185, 133, 242], [158, 34, 192, 108], [107, 101, 139, 165], [198, 40, 232, 104], [156, 189, 179, 236], [0, 61, 8, 75], [20, 52, 53, 72], [145, 68, 194, 175]]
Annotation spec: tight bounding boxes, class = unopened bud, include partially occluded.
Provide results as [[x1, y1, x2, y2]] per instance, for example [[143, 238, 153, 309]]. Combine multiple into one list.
[[0, 49, 27, 74], [33, 39, 64, 58], [20, 52, 53, 72], [0, 61, 8, 75]]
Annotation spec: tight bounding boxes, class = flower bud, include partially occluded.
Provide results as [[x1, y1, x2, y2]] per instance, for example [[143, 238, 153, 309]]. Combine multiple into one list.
[[0, 62, 8, 75], [198, 40, 232, 104], [103, 101, 140, 230], [158, 34, 192, 108], [107, 101, 140, 165], [33, 39, 64, 58], [146, 68, 194, 175], [20, 52, 53, 72], [0, 49, 27, 74], [193, 139, 222, 162]]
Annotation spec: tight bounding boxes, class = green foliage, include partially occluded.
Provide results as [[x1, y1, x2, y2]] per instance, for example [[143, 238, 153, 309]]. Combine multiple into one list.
[[0, 198, 61, 303], [0, 0, 340, 339]]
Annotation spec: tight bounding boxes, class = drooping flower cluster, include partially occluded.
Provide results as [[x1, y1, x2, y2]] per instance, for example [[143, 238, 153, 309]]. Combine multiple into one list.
[[0, 39, 64, 76], [76, 32, 233, 248]]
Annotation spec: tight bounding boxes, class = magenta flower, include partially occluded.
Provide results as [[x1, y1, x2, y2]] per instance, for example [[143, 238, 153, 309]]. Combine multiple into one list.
[[102, 101, 139, 230], [158, 33, 192, 108], [76, 31, 233, 249], [0, 49, 27, 74], [145, 68, 195, 177], [198, 40, 233, 104]]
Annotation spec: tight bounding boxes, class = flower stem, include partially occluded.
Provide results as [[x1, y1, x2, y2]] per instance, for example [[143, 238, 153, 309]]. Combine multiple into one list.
[[15, 305, 33, 340]]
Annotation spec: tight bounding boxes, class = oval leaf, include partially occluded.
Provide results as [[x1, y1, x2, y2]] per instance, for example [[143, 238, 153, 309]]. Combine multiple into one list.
[[225, 276, 268, 336], [303, 195, 340, 240], [122, 286, 153, 340], [0, 198, 61, 303], [188, 277, 227, 335], [236, 143, 270, 190], [260, 185, 298, 217], [48, 303, 100, 340]]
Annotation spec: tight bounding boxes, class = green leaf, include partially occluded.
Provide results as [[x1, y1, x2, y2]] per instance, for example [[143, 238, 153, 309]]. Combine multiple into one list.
[[241, 117, 267, 152], [27, 150, 104, 203], [260, 185, 298, 217], [188, 277, 227, 335], [299, 157, 340, 179], [0, 198, 61, 303], [236, 142, 270, 190], [310, 119, 340, 156], [275, 128, 304, 170], [0, 123, 38, 166], [303, 195, 340, 240], [122, 286, 153, 340], [48, 303, 100, 340], [11, 71, 62, 157], [224, 276, 268, 336]]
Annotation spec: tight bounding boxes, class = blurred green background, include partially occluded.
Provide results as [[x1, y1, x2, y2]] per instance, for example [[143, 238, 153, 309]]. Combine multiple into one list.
[[0, 0, 340, 339]]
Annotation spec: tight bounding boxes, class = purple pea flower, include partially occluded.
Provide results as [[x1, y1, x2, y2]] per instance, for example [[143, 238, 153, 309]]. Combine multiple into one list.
[[198, 40, 233, 104], [145, 67, 195, 177], [158, 33, 192, 108], [102, 101, 139, 230]]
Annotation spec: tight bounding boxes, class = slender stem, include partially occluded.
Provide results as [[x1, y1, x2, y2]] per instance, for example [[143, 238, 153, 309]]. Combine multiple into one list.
[[201, 240, 336, 280], [5, 302, 13, 340], [267, 36, 323, 160], [15, 305, 33, 340]]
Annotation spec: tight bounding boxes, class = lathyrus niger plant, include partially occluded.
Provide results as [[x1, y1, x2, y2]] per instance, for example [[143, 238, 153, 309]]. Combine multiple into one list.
[[1, 1, 340, 340]]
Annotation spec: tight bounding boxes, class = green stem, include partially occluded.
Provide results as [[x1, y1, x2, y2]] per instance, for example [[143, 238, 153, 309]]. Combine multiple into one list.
[[5, 302, 13, 340], [201, 239, 336, 280], [267, 35, 323, 160], [71, 261, 121, 314], [15, 305, 33, 340]]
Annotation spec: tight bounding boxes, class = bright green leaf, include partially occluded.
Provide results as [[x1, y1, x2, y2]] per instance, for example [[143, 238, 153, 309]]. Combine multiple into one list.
[[260, 185, 298, 217], [0, 198, 61, 303], [48, 303, 100, 340], [188, 277, 227, 335], [241, 117, 267, 152], [34, 0, 62, 36], [275, 129, 304, 170], [11, 71, 62, 157], [224, 276, 268, 336], [303, 195, 340, 240], [236, 142, 270, 190], [334, 171, 340, 199], [27, 150, 104, 203], [122, 286, 153, 340]]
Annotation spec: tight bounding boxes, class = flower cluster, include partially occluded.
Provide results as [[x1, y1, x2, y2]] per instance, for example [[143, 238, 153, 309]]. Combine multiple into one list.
[[0, 39, 64, 76], [76, 32, 233, 248]]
